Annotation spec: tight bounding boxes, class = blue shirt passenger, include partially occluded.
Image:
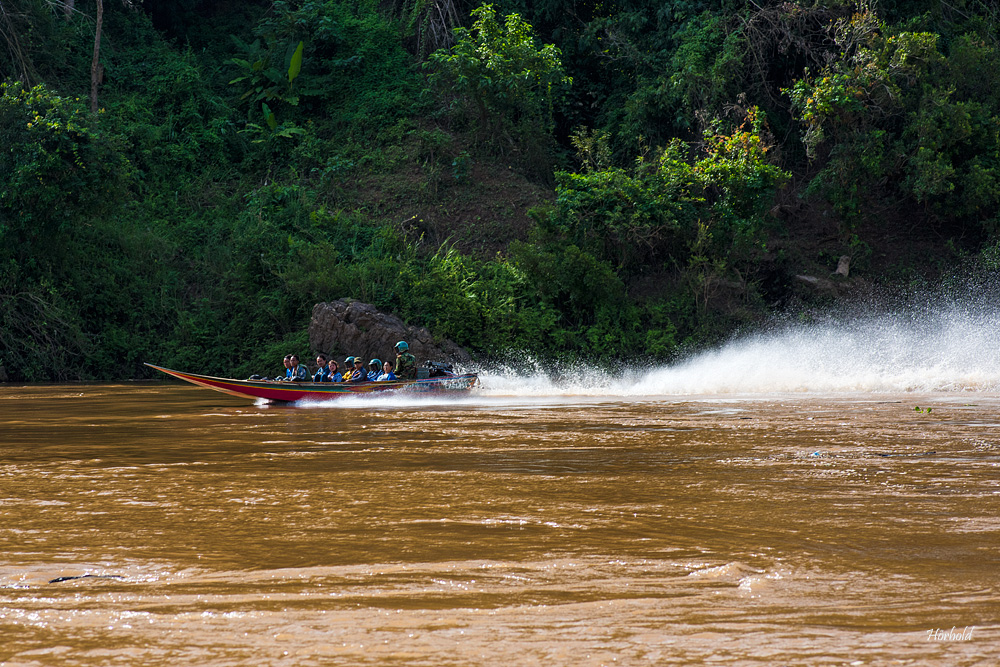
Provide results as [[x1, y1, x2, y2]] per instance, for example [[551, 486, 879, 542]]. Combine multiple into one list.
[[323, 361, 342, 383], [377, 361, 396, 381], [313, 355, 330, 382], [348, 359, 368, 382]]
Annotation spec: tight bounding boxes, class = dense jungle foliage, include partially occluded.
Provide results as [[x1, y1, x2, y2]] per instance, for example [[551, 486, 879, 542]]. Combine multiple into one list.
[[3, 0, 1000, 381]]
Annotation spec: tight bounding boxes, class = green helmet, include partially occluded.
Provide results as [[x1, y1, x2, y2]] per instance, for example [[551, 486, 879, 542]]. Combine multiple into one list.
[[369, 358, 382, 368], [395, 341, 409, 351], [344, 356, 355, 366]]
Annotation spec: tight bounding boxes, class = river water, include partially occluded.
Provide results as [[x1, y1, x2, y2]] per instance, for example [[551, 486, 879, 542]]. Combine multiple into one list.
[[2, 308, 999, 665]]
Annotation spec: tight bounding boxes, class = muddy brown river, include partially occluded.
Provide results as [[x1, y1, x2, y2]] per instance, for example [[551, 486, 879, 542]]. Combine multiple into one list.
[[1, 380, 998, 665]]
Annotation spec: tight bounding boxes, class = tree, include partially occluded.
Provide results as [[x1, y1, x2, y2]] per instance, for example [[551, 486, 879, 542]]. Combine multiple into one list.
[[90, 0, 102, 114], [786, 9, 1000, 235], [0, 82, 129, 252], [425, 3, 570, 163]]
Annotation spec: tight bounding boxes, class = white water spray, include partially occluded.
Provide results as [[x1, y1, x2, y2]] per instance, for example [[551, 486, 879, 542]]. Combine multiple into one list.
[[479, 298, 1000, 396], [290, 295, 1000, 408]]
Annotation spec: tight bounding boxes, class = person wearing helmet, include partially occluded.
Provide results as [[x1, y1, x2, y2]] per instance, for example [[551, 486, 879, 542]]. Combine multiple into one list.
[[367, 359, 382, 381], [341, 357, 355, 382], [394, 341, 416, 380]]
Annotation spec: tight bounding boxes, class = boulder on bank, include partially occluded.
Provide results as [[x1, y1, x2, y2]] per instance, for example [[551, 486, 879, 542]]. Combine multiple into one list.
[[308, 300, 473, 366], [792, 270, 865, 300], [834, 255, 851, 277], [794, 274, 838, 295]]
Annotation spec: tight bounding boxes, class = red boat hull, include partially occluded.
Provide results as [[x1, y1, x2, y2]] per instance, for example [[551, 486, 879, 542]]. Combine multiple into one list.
[[145, 364, 479, 403]]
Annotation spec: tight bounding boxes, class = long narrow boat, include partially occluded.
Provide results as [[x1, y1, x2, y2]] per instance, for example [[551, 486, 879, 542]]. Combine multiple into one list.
[[145, 363, 479, 403]]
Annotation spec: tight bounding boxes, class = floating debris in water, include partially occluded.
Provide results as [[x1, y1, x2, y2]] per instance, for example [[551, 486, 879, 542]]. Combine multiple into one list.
[[49, 574, 125, 584]]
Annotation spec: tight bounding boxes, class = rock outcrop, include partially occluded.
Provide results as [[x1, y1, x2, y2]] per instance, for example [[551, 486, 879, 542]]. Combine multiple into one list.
[[793, 274, 838, 295], [308, 300, 473, 366]]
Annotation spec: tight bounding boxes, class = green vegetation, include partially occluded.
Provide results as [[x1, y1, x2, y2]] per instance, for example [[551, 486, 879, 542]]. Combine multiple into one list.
[[425, 3, 570, 176], [2, 0, 1000, 381]]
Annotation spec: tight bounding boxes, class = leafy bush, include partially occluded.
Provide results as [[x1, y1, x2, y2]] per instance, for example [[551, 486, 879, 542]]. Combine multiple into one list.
[[787, 14, 1000, 238], [0, 82, 131, 251], [425, 3, 570, 169], [539, 107, 787, 278]]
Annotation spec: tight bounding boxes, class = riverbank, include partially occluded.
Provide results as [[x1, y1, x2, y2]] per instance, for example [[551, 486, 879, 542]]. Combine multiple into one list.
[[5, 2, 1000, 382]]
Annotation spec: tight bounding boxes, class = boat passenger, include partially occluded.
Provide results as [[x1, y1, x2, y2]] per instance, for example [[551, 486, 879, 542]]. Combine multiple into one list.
[[288, 354, 309, 382], [281, 354, 293, 380], [367, 359, 382, 381], [394, 341, 416, 380], [314, 354, 330, 382], [377, 361, 396, 381], [341, 357, 355, 381], [348, 357, 368, 382], [326, 360, 343, 383]]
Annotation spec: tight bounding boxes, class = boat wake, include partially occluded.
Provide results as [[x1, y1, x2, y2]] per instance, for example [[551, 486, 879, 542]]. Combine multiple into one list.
[[287, 295, 1000, 407], [477, 297, 1000, 397]]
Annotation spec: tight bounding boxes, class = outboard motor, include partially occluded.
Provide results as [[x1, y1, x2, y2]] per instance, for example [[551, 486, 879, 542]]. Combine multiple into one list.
[[424, 361, 455, 378]]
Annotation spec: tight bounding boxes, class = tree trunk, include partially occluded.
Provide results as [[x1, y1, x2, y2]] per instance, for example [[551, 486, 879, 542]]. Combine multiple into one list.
[[89, 0, 103, 115], [64, 0, 75, 21]]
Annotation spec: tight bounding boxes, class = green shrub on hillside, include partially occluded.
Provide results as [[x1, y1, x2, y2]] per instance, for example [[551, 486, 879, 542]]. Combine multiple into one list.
[[787, 11, 1000, 237], [0, 83, 131, 251], [425, 3, 570, 173], [538, 107, 787, 279], [229, 0, 423, 141]]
